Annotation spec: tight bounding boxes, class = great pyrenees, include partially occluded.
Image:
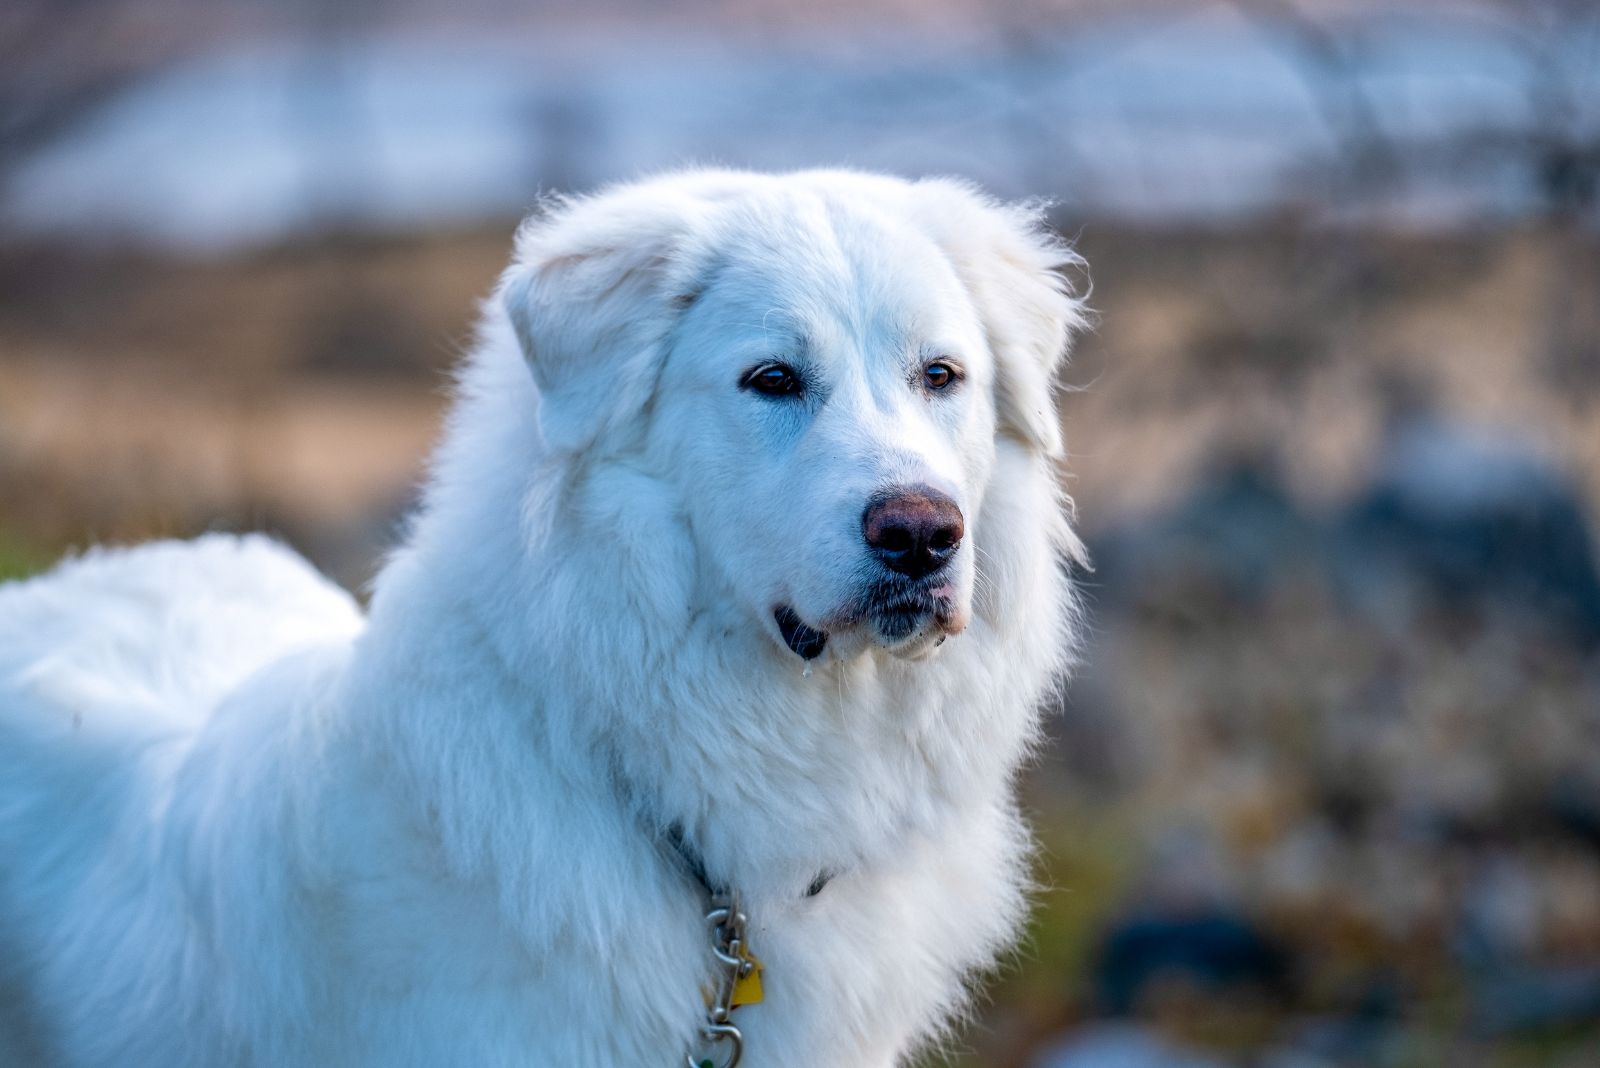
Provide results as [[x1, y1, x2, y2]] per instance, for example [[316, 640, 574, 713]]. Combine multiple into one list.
[[0, 169, 1087, 1067]]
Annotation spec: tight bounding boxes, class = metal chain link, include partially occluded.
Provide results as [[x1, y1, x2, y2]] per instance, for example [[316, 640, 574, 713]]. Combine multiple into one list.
[[685, 894, 753, 1068]]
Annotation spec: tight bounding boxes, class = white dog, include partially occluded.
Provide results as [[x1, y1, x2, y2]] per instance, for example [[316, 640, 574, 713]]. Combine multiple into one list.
[[0, 169, 1087, 1067]]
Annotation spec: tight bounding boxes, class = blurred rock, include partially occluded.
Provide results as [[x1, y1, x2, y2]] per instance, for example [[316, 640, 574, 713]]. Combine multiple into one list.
[[1095, 906, 1290, 1017], [1471, 965, 1600, 1035], [1032, 1023, 1228, 1068], [1455, 850, 1542, 967], [1092, 418, 1600, 649], [1093, 458, 1321, 606], [1335, 417, 1600, 649]]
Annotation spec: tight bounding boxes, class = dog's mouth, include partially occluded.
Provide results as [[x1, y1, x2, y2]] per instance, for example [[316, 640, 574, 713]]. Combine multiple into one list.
[[775, 583, 963, 663], [775, 605, 829, 660]]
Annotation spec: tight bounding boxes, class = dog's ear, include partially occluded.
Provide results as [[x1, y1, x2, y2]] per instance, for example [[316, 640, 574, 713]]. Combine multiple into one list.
[[911, 181, 1088, 458], [500, 190, 704, 452]]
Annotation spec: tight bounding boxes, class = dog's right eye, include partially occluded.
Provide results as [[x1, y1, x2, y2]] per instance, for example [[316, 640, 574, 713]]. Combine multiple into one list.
[[741, 363, 802, 397]]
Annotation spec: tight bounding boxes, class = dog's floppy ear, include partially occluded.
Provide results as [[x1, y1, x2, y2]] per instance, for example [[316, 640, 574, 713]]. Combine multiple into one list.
[[912, 180, 1088, 458], [500, 189, 704, 452]]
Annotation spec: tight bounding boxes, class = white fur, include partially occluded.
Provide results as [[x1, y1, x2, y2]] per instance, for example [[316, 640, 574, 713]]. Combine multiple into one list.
[[0, 169, 1087, 1067]]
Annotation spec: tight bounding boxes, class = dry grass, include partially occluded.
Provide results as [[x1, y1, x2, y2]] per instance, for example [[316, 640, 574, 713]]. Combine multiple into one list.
[[3, 222, 1597, 561]]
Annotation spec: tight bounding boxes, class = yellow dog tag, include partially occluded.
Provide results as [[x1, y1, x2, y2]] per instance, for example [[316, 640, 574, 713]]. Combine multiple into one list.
[[731, 944, 764, 1007]]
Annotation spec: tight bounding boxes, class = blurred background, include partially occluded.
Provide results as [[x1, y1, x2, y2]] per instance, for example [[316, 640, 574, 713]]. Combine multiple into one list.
[[2, 0, 1599, 1064]]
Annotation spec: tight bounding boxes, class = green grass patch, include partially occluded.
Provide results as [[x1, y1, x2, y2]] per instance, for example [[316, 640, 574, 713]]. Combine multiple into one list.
[[0, 530, 53, 583]]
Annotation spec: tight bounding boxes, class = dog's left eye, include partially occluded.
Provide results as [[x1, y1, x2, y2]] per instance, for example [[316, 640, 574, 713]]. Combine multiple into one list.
[[742, 363, 803, 397], [923, 361, 960, 392]]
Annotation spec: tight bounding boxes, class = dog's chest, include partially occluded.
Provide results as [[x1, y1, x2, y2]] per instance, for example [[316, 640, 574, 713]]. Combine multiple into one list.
[[683, 797, 1027, 1067], [322, 794, 1023, 1067]]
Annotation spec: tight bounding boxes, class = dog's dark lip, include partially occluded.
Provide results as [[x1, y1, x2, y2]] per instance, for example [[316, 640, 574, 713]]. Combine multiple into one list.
[[775, 605, 828, 660], [866, 587, 956, 645]]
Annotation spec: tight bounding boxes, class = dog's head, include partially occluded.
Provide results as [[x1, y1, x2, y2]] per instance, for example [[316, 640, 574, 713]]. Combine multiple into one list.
[[501, 171, 1085, 663]]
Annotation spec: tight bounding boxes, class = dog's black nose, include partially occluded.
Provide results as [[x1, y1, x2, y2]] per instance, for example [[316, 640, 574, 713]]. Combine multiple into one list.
[[862, 487, 964, 579]]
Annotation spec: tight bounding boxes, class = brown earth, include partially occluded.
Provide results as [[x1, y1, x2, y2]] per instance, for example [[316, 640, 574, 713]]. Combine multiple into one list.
[[2, 222, 1596, 568]]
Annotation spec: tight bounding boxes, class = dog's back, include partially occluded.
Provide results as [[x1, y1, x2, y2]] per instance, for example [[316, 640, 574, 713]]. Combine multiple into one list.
[[0, 533, 362, 1063]]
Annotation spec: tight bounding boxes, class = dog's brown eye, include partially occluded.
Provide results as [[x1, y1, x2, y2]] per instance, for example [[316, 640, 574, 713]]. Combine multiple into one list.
[[743, 363, 802, 397], [923, 362, 958, 391]]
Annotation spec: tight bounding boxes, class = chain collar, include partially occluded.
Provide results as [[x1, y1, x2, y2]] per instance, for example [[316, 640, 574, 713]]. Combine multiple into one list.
[[663, 825, 832, 1068], [687, 894, 755, 1068]]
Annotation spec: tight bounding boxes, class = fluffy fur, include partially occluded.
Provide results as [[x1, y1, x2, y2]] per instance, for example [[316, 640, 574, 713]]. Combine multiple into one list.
[[0, 169, 1087, 1067]]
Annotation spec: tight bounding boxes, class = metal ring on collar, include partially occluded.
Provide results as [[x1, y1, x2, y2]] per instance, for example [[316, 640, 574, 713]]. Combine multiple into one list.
[[686, 1021, 743, 1068]]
